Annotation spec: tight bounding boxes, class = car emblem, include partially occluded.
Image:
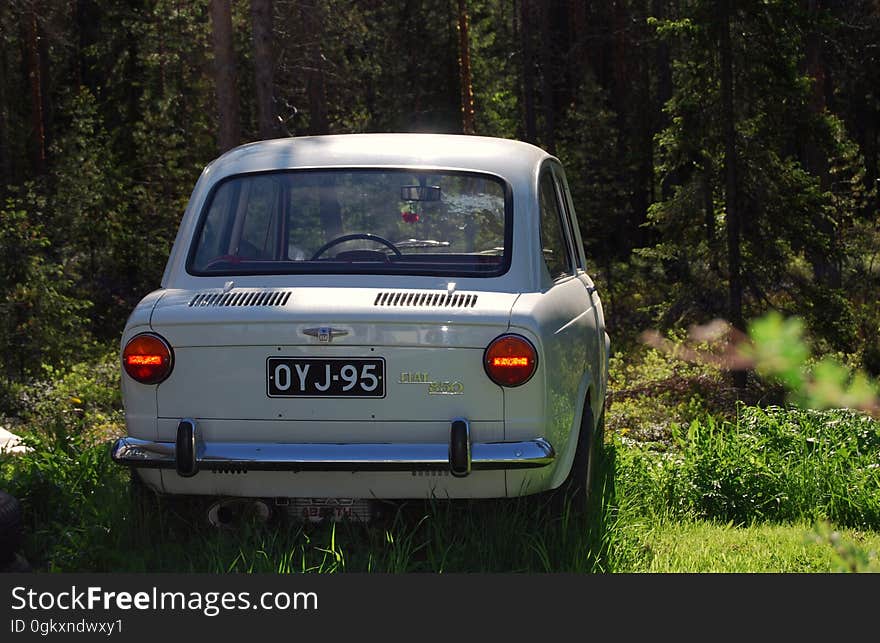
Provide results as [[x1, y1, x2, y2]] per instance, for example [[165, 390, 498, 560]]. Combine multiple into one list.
[[303, 327, 348, 343]]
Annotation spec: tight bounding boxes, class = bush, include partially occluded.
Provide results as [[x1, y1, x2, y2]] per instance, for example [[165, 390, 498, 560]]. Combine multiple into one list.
[[0, 348, 126, 569], [615, 406, 880, 528], [0, 415, 127, 570], [14, 348, 123, 441], [0, 196, 91, 394], [605, 336, 769, 443]]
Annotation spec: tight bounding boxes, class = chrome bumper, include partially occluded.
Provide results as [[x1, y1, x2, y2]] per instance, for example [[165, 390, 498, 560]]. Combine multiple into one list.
[[110, 419, 555, 478]]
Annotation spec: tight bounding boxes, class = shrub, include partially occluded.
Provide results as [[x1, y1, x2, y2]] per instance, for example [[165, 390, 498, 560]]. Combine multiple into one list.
[[615, 406, 880, 528], [0, 348, 126, 569], [605, 335, 778, 443]]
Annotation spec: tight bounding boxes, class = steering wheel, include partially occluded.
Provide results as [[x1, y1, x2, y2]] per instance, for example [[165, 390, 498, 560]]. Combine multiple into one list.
[[310, 233, 403, 260]]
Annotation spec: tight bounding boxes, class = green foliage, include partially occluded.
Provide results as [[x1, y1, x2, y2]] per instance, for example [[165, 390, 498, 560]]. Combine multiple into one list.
[[745, 310, 878, 412], [0, 431, 122, 571], [807, 521, 880, 573], [468, 1, 519, 138], [49, 87, 128, 337], [556, 78, 631, 264], [0, 194, 90, 388], [615, 406, 880, 528], [746, 312, 810, 391], [0, 349, 122, 569], [606, 338, 733, 443], [644, 0, 874, 350], [15, 349, 123, 438]]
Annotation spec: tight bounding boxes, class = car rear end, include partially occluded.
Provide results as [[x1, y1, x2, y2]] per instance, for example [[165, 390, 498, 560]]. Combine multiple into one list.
[[112, 158, 559, 504], [118, 285, 558, 500]]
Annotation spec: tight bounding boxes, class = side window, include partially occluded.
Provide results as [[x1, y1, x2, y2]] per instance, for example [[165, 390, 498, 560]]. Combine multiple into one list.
[[539, 171, 573, 280], [552, 167, 585, 270], [193, 182, 233, 267]]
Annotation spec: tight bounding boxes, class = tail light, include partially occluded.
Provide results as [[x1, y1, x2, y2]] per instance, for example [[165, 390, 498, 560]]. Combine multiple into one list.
[[123, 333, 174, 384], [484, 334, 538, 387]]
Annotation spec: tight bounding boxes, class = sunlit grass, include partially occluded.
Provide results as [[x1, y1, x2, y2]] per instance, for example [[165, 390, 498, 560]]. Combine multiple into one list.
[[620, 521, 880, 573], [2, 397, 879, 572]]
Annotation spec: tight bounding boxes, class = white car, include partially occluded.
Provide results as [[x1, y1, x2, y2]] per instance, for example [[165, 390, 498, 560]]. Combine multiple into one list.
[[112, 133, 610, 523]]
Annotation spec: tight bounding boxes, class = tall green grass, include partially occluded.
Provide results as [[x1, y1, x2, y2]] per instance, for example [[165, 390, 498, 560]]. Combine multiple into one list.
[[615, 406, 880, 527], [2, 357, 879, 572], [1, 423, 619, 572]]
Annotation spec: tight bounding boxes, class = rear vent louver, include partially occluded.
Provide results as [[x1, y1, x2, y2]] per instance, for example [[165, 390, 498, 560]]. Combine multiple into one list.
[[189, 290, 291, 308], [374, 291, 478, 308]]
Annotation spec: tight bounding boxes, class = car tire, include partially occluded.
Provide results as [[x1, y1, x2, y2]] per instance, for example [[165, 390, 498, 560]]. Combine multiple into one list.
[[555, 399, 604, 513], [0, 490, 23, 566], [586, 408, 605, 504], [1, 552, 32, 572]]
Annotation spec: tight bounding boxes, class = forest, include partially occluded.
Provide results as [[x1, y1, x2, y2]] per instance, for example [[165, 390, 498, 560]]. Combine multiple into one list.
[[0, 0, 879, 573], [2, 0, 879, 383]]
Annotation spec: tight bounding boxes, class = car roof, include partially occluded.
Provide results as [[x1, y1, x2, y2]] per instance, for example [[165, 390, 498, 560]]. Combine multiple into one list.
[[204, 133, 555, 183]]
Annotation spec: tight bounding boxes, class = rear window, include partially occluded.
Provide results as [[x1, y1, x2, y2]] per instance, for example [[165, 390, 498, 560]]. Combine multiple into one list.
[[187, 170, 510, 277]]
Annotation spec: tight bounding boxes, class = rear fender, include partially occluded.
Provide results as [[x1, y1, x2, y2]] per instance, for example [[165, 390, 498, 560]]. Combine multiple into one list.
[[548, 372, 594, 490]]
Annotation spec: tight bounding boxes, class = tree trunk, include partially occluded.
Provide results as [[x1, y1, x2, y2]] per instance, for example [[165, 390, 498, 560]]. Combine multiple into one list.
[[703, 160, 718, 272], [297, 3, 337, 233], [0, 34, 10, 190], [300, 2, 328, 135], [252, 0, 279, 139], [520, 0, 537, 143], [612, 0, 629, 113], [23, 8, 46, 174], [209, 0, 240, 153], [653, 0, 672, 123], [719, 0, 745, 388], [75, 0, 101, 92], [802, 0, 828, 185], [568, 0, 587, 99], [539, 3, 555, 154], [653, 0, 671, 206], [803, 0, 840, 288], [37, 10, 51, 161], [457, 0, 476, 134]]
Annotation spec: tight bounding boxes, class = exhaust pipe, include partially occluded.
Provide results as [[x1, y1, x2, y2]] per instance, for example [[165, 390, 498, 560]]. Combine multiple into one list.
[[206, 498, 271, 529]]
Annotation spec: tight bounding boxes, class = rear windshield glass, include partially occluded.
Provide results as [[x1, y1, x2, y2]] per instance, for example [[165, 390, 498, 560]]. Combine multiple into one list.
[[187, 170, 510, 276]]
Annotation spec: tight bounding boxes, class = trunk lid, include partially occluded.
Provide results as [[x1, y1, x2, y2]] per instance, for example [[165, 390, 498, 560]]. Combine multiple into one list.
[[150, 287, 516, 424]]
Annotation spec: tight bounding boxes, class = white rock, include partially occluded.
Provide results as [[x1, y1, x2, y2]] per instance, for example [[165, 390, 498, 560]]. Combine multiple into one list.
[[0, 427, 31, 455]]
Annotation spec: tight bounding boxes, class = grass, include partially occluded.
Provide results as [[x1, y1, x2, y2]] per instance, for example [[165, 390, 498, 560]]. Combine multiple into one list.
[[2, 421, 878, 573], [614, 406, 880, 527], [2, 351, 879, 573], [622, 521, 880, 572], [1, 455, 615, 573]]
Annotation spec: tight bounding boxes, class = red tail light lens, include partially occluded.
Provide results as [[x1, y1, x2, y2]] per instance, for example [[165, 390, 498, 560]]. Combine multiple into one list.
[[123, 333, 174, 384], [484, 334, 538, 387]]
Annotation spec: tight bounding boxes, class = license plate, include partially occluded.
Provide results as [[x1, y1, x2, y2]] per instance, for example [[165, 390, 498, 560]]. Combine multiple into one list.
[[267, 357, 385, 398], [290, 498, 373, 523]]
